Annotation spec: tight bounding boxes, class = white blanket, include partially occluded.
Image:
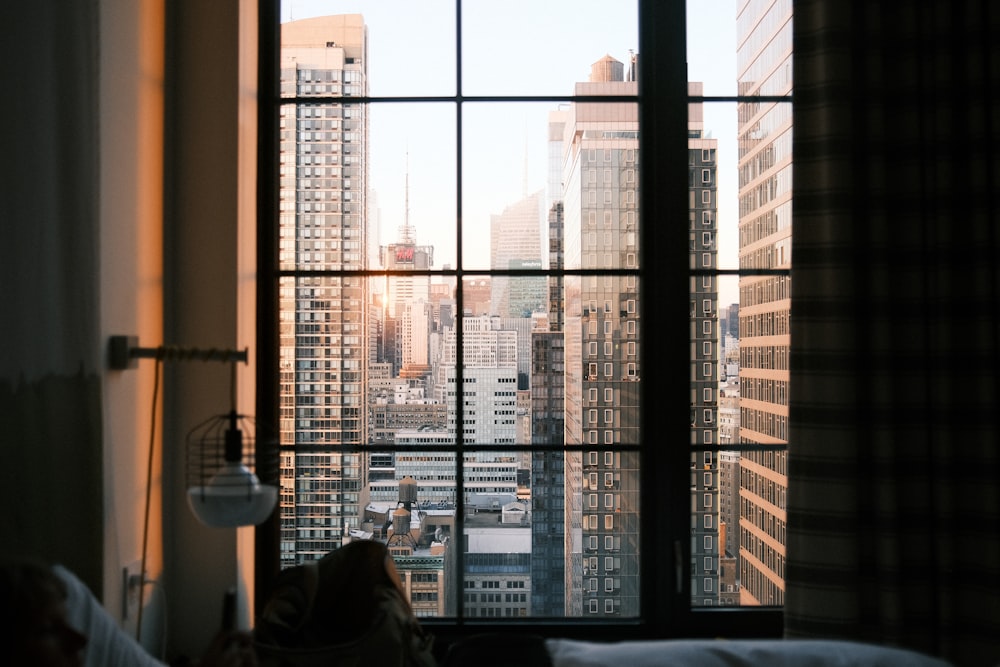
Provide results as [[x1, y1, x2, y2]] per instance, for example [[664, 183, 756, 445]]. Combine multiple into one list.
[[546, 638, 954, 667]]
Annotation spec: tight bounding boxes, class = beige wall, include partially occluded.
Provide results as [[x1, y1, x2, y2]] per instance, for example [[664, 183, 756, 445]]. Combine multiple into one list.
[[100, 0, 167, 644], [162, 0, 258, 658]]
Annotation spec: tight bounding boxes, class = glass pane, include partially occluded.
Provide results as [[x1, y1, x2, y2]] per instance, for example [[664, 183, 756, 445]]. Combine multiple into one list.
[[370, 103, 457, 272], [462, 0, 638, 97], [700, 101, 739, 272], [278, 100, 456, 273], [460, 102, 550, 273], [463, 100, 639, 273], [686, 0, 738, 98], [276, 101, 371, 272], [736, 0, 793, 98], [281, 0, 456, 97], [374, 450, 457, 618], [460, 449, 640, 619]]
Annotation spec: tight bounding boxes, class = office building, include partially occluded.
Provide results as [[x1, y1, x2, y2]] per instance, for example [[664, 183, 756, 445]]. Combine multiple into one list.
[[559, 54, 642, 616], [464, 509, 533, 618], [736, 0, 793, 605]]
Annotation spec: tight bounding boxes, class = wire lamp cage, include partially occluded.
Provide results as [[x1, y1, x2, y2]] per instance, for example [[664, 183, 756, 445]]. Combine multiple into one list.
[[185, 360, 279, 528]]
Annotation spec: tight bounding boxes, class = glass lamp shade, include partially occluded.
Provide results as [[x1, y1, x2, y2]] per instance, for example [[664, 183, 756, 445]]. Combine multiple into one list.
[[186, 461, 278, 528]]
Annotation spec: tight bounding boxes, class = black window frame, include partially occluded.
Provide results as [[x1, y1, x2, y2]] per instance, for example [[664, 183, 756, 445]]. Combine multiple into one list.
[[254, 0, 786, 643]]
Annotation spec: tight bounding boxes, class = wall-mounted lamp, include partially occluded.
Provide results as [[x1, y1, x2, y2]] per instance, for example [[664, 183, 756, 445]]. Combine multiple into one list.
[[108, 335, 277, 528], [185, 409, 277, 528]]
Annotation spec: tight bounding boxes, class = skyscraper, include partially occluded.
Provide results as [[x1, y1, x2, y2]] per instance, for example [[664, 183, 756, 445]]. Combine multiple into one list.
[[688, 81, 721, 606], [555, 54, 718, 615], [279, 15, 370, 566], [736, 0, 793, 605], [529, 199, 567, 616], [559, 55, 641, 617]]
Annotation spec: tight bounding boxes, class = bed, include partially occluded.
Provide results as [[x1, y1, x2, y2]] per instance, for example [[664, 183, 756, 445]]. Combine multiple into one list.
[[441, 633, 954, 667]]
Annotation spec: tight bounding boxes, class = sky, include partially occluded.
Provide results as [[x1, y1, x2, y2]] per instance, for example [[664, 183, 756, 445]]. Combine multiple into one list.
[[281, 0, 741, 304]]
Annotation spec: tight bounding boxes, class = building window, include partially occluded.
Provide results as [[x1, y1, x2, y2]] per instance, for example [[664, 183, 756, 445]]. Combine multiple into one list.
[[259, 0, 788, 636]]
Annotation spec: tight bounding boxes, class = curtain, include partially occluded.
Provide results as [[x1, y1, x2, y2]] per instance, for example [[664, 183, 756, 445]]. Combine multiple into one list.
[[785, 2, 1000, 665], [0, 1, 103, 589]]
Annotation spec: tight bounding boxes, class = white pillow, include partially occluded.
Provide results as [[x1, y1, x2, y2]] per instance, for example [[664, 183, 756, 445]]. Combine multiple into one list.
[[545, 638, 954, 667], [54, 564, 166, 667]]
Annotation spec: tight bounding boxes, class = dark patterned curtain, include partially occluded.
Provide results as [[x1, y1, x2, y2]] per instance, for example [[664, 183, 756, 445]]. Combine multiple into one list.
[[785, 2, 1000, 666]]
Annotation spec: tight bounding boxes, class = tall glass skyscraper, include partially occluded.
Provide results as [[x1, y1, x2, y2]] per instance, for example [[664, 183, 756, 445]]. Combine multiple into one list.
[[736, 0, 793, 606], [554, 54, 719, 614], [559, 55, 642, 617]]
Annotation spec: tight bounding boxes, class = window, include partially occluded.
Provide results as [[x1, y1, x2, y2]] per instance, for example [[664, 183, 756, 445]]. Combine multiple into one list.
[[258, 0, 788, 638]]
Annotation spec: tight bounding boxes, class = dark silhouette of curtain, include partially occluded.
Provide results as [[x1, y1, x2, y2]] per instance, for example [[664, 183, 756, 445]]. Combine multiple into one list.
[[785, 2, 1000, 665], [0, 1, 103, 591]]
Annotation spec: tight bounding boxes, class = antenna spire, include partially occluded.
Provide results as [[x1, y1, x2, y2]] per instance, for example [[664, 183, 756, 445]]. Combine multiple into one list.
[[400, 151, 414, 243], [523, 120, 529, 197]]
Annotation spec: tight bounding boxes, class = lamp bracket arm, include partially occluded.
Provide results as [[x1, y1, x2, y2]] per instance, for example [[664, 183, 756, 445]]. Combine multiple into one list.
[[108, 335, 248, 370]]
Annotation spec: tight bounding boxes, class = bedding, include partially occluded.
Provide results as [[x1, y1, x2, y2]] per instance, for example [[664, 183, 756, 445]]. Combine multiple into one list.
[[545, 638, 954, 667]]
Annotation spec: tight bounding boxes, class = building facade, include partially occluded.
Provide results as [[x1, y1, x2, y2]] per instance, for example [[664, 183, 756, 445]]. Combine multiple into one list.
[[530, 330, 566, 616], [279, 14, 371, 566], [559, 55, 642, 617], [736, 0, 793, 606], [688, 81, 721, 606]]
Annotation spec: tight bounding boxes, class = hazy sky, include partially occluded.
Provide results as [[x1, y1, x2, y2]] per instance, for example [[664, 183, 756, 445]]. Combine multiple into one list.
[[281, 0, 740, 303]]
